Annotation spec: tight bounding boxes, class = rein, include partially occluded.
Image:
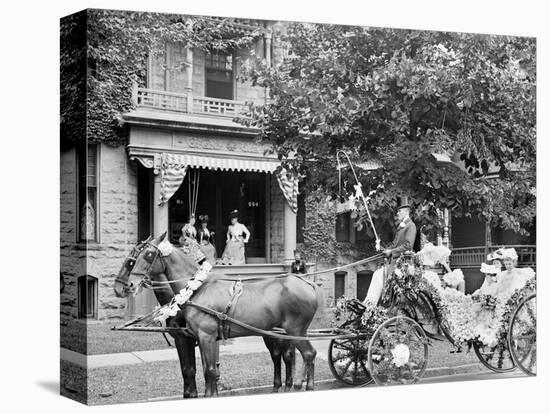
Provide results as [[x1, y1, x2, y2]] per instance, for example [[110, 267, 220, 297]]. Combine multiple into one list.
[[137, 252, 386, 291]]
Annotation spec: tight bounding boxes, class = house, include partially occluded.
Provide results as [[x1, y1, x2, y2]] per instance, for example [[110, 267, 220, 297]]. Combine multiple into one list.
[[60, 16, 318, 321], [60, 12, 535, 323]]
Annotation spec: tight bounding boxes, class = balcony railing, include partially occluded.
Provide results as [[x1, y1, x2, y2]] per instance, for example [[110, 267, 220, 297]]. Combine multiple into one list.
[[450, 245, 536, 269], [132, 85, 249, 118]]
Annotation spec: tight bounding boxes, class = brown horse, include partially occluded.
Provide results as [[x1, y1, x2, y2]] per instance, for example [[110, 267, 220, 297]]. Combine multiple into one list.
[[126, 232, 322, 397]]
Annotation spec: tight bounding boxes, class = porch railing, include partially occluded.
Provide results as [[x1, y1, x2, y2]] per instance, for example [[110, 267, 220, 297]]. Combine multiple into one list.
[[132, 84, 249, 118], [449, 245, 536, 268]]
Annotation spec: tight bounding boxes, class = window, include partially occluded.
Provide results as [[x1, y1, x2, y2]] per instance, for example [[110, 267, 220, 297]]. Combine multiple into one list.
[[78, 275, 98, 319], [77, 144, 99, 242], [335, 212, 351, 242], [334, 271, 347, 300], [205, 51, 233, 100], [356, 270, 374, 302]]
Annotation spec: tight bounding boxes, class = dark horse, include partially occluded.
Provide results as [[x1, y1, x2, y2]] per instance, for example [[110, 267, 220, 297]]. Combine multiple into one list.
[[115, 234, 321, 397]]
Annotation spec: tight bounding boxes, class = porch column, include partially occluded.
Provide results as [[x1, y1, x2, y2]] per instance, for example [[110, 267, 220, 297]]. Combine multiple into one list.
[[283, 201, 297, 264], [153, 172, 169, 237]]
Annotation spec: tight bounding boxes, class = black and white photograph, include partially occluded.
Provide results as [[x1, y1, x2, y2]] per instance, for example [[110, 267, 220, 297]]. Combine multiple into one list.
[[57, 7, 539, 405], [2, 1, 548, 413]]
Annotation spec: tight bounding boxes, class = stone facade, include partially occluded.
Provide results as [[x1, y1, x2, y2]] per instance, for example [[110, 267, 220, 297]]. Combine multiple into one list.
[[60, 144, 139, 321]]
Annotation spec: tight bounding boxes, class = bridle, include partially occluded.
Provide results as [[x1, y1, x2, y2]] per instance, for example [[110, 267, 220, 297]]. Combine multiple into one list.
[[124, 238, 207, 293], [114, 240, 148, 292]]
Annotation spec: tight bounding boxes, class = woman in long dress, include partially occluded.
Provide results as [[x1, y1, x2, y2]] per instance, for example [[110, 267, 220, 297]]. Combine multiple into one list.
[[221, 210, 250, 265], [471, 248, 535, 346], [179, 214, 197, 246], [197, 214, 217, 265]]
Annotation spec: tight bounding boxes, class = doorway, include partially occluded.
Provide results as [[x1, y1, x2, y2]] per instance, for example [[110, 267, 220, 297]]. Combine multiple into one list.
[[169, 168, 267, 262]]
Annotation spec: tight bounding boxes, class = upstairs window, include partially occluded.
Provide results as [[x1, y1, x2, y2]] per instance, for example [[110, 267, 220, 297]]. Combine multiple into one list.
[[205, 51, 234, 100], [335, 212, 352, 242]]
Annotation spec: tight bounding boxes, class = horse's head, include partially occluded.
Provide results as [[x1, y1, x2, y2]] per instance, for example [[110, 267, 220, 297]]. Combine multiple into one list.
[[129, 232, 206, 292], [114, 236, 152, 298]]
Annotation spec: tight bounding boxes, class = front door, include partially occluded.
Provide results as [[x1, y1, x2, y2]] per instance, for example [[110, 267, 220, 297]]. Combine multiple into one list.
[[169, 168, 266, 263]]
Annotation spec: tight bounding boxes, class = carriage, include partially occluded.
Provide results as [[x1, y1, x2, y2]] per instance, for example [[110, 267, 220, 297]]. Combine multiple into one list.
[[326, 254, 537, 386]]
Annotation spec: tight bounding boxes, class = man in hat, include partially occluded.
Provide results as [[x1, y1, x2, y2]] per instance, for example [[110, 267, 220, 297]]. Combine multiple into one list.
[[363, 196, 417, 305], [382, 196, 417, 259]]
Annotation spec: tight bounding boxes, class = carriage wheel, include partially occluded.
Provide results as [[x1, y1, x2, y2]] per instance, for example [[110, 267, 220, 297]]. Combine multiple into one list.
[[367, 316, 429, 386], [473, 339, 516, 373], [328, 335, 373, 386], [508, 294, 536, 376]]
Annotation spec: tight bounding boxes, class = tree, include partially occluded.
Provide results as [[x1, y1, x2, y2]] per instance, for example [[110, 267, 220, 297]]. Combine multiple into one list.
[[61, 10, 262, 147], [240, 24, 536, 235]]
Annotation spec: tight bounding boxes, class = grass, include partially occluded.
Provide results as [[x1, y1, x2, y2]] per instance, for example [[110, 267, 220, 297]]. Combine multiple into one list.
[[86, 352, 335, 405], [61, 320, 171, 355], [80, 336, 487, 405]]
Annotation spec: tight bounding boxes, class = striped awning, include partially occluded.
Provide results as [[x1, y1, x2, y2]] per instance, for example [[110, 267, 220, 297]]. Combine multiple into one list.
[[131, 151, 281, 205], [174, 153, 280, 173]]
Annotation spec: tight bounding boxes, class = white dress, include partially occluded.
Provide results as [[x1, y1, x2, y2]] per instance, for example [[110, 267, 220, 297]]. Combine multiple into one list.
[[221, 223, 250, 265]]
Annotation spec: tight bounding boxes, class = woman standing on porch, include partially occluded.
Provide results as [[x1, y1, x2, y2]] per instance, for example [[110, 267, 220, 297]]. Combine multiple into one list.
[[179, 214, 197, 246], [197, 214, 217, 265], [221, 210, 250, 265]]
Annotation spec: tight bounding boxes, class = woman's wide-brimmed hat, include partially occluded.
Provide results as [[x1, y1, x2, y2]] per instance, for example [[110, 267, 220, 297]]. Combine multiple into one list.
[[487, 248, 504, 262], [198, 214, 209, 223], [480, 262, 499, 274], [500, 248, 518, 261], [229, 209, 239, 219]]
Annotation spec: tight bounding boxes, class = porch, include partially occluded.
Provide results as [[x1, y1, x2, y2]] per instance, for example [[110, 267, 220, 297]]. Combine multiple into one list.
[[131, 83, 250, 119], [449, 245, 536, 269]]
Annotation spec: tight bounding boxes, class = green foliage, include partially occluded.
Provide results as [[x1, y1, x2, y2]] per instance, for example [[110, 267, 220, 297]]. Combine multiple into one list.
[[241, 24, 536, 234], [61, 10, 262, 147]]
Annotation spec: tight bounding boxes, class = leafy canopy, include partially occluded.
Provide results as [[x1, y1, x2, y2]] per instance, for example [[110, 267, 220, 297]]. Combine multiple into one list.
[[240, 24, 536, 235]]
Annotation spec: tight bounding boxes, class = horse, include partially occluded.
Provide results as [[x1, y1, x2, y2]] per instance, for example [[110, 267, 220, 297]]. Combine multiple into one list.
[[124, 232, 322, 397], [114, 237, 199, 398]]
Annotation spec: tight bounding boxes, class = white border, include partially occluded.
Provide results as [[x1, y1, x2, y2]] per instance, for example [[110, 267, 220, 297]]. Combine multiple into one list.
[[1, 1, 547, 413]]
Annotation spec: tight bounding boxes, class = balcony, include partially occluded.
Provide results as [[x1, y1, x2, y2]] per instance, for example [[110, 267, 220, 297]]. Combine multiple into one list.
[[450, 245, 536, 269], [131, 84, 249, 119]]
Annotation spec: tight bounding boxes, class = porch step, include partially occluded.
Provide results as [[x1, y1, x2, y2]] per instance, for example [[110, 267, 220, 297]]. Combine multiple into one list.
[[211, 263, 289, 277]]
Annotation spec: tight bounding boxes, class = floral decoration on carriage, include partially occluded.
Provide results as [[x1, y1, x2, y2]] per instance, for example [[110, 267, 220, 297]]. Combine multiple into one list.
[[328, 243, 536, 386]]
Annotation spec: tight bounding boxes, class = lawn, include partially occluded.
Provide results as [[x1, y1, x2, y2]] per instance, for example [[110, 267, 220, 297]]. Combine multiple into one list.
[[85, 351, 335, 405], [77, 338, 486, 405], [61, 320, 171, 355]]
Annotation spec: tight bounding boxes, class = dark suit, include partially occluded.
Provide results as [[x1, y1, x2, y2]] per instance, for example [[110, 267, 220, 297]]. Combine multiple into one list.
[[387, 217, 417, 258], [291, 259, 307, 274]]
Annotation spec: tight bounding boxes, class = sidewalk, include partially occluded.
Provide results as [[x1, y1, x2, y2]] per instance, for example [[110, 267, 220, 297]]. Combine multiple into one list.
[[61, 336, 332, 369]]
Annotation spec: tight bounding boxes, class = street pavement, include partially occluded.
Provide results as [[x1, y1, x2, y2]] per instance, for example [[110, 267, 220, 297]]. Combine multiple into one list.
[[142, 370, 528, 402], [61, 336, 333, 368]]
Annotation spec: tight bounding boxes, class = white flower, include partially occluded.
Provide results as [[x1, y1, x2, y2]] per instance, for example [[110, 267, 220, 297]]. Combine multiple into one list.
[[158, 239, 174, 257], [187, 279, 202, 291], [420, 243, 451, 265], [443, 269, 464, 288], [174, 289, 193, 305], [391, 344, 410, 367], [394, 268, 404, 277], [422, 270, 443, 292], [194, 271, 208, 282]]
